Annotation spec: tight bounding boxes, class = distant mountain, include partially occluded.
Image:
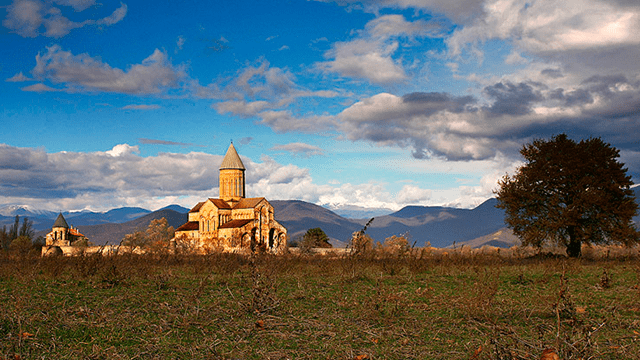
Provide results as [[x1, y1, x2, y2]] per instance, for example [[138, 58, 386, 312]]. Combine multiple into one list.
[[11, 187, 640, 248], [325, 204, 394, 219], [0, 205, 57, 218], [271, 200, 362, 247], [64, 207, 151, 226], [1, 206, 165, 232], [387, 205, 451, 219], [356, 198, 507, 248], [160, 205, 191, 213], [73, 209, 188, 245]]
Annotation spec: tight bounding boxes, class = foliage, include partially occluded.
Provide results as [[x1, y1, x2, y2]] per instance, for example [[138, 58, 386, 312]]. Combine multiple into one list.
[[301, 227, 332, 249], [349, 218, 375, 256], [2, 216, 36, 254], [382, 234, 411, 256], [496, 134, 639, 257], [175, 233, 203, 254], [0, 225, 10, 251], [122, 218, 175, 253], [122, 230, 146, 247], [146, 218, 175, 246], [32, 236, 46, 252], [71, 238, 93, 247], [8, 235, 33, 256], [350, 233, 374, 255], [8, 215, 19, 241], [18, 216, 34, 240]]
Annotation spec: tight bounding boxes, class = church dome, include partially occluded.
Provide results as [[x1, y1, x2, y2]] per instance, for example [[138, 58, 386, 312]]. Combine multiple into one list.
[[53, 213, 69, 228], [219, 143, 245, 170]]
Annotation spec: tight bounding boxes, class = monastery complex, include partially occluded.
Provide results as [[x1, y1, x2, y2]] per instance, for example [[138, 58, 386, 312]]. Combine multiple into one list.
[[41, 143, 287, 256], [174, 143, 288, 253]]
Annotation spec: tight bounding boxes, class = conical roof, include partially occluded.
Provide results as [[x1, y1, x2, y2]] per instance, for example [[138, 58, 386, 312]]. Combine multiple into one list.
[[53, 213, 69, 228], [219, 143, 245, 170]]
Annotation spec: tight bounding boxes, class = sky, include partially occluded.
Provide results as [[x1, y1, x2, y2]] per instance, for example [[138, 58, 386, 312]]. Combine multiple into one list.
[[1, 0, 640, 214]]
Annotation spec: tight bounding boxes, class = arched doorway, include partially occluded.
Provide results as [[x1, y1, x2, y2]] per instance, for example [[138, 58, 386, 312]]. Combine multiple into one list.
[[268, 229, 275, 249]]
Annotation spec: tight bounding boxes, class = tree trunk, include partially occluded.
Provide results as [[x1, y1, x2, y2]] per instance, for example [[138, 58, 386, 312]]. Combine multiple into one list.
[[566, 225, 582, 257]]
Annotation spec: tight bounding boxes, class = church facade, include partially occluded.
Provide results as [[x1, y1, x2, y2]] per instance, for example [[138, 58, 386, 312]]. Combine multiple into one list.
[[174, 143, 287, 253]]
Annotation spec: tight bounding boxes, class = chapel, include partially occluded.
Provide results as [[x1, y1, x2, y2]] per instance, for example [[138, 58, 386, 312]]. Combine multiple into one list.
[[45, 213, 89, 246], [174, 143, 287, 253]]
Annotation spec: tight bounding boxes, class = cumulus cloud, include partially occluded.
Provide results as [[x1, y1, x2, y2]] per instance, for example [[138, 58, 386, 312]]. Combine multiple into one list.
[[0, 144, 225, 210], [3, 0, 127, 38], [335, 74, 640, 161], [317, 14, 444, 84], [0, 144, 498, 212], [270, 142, 325, 157], [396, 184, 432, 204], [447, 0, 640, 75], [0, 144, 320, 211], [29, 45, 185, 94], [209, 59, 343, 133]]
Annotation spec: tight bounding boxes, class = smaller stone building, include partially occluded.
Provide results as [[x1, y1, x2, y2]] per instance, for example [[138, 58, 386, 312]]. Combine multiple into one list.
[[46, 213, 89, 246]]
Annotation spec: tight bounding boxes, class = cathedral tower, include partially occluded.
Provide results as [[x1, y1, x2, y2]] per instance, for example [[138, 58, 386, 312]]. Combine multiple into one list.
[[219, 142, 246, 204]]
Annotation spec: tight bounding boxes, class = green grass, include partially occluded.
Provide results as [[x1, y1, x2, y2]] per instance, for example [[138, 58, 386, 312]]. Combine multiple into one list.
[[1, 250, 639, 359]]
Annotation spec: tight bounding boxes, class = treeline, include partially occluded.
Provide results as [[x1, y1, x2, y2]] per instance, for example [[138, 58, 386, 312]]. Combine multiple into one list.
[[0, 215, 43, 256]]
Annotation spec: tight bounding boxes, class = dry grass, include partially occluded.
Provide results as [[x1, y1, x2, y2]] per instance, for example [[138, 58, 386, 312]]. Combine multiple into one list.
[[0, 247, 639, 359]]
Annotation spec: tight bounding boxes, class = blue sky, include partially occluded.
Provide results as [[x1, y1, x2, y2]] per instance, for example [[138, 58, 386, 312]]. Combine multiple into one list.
[[2, 0, 640, 214]]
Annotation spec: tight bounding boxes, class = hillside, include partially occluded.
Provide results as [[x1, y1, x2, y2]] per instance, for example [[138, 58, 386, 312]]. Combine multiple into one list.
[[359, 198, 506, 248], [18, 187, 640, 248], [271, 200, 361, 246], [456, 228, 521, 249]]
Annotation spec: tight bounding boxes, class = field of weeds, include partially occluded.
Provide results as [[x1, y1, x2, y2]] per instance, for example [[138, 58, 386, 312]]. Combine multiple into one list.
[[1, 248, 639, 359]]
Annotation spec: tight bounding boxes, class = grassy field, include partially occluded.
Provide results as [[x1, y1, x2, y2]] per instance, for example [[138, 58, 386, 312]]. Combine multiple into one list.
[[1, 248, 639, 359]]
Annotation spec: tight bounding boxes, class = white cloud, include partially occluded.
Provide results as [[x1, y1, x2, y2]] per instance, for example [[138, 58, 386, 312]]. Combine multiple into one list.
[[2, 0, 44, 38], [319, 0, 485, 25], [270, 142, 325, 157], [95, 2, 127, 26], [447, 0, 640, 70], [319, 38, 407, 84], [0, 144, 505, 212], [176, 35, 186, 51], [258, 110, 336, 133], [53, 0, 96, 11], [30, 45, 185, 94], [396, 184, 432, 204], [105, 144, 139, 157], [317, 14, 444, 84], [6, 72, 32, 82], [21, 83, 59, 92], [215, 100, 273, 117], [2, 0, 127, 38], [209, 60, 344, 133]]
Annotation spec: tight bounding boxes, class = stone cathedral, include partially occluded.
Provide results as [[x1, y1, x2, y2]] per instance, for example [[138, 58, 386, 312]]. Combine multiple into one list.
[[174, 143, 287, 253]]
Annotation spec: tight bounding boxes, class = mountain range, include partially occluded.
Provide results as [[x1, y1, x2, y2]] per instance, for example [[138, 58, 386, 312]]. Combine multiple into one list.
[[3, 186, 639, 248]]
